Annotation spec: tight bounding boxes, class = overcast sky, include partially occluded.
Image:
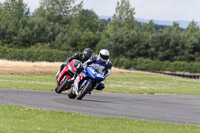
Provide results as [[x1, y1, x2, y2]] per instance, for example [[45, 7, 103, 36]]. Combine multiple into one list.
[[0, 0, 200, 21]]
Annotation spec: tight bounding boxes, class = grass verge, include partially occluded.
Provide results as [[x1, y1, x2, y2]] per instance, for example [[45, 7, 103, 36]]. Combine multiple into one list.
[[0, 104, 199, 133], [0, 73, 199, 95], [106, 73, 200, 95]]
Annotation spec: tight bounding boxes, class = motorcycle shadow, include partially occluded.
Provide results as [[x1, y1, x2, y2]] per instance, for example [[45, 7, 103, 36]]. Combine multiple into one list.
[[55, 92, 112, 103], [81, 99, 112, 103]]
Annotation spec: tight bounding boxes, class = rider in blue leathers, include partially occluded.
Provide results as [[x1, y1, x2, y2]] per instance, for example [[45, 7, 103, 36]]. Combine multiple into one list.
[[83, 49, 112, 90]]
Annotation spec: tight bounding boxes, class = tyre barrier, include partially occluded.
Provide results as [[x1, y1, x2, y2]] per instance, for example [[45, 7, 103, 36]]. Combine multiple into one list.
[[127, 69, 200, 79], [160, 72, 200, 79]]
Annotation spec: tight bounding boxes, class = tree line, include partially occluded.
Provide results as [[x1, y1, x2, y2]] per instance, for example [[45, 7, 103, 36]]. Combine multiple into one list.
[[0, 0, 199, 72]]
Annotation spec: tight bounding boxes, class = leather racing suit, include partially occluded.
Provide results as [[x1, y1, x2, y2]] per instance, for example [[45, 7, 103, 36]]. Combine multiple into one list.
[[83, 55, 112, 90]]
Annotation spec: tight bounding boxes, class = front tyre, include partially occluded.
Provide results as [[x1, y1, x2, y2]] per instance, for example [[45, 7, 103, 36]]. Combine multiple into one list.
[[55, 87, 58, 92], [56, 77, 69, 93], [77, 81, 92, 100]]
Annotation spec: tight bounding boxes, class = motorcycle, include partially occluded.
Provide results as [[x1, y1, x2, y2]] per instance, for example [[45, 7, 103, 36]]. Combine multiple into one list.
[[55, 59, 82, 93], [68, 65, 105, 100]]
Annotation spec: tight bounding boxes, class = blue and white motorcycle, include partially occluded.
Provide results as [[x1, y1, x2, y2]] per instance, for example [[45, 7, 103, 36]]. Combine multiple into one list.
[[68, 66, 105, 100]]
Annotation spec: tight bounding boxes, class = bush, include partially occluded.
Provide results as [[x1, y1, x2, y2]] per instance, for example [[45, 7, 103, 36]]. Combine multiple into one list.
[[0, 46, 199, 73], [0, 46, 73, 62], [112, 57, 133, 69], [112, 57, 200, 73]]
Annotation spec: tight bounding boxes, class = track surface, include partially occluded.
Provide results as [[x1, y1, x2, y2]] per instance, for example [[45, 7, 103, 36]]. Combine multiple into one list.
[[0, 88, 200, 125]]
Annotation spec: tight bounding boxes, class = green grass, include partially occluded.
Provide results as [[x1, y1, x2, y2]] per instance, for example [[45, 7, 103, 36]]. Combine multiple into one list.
[[0, 74, 56, 91], [105, 73, 200, 95], [0, 73, 199, 95], [0, 104, 199, 133], [0, 74, 200, 132], [0, 74, 200, 95]]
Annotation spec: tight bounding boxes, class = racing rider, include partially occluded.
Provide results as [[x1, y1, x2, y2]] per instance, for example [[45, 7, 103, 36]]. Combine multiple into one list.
[[56, 48, 93, 80], [82, 49, 112, 91]]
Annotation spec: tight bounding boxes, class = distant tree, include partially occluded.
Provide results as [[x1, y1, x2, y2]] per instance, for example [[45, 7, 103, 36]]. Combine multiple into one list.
[[74, 9, 99, 33], [0, 0, 199, 65], [0, 0, 30, 46], [180, 21, 200, 61], [2, 0, 29, 18], [98, 19, 110, 32], [140, 20, 156, 59], [141, 20, 155, 34], [97, 0, 138, 55], [113, 0, 135, 21], [153, 22, 182, 61], [77, 29, 96, 51], [16, 16, 60, 47], [37, 0, 82, 24], [0, 2, 3, 12], [30, 0, 85, 50]]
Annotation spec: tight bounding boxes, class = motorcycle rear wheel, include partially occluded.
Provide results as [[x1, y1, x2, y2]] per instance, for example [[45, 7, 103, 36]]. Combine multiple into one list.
[[77, 81, 92, 100], [68, 89, 76, 99]]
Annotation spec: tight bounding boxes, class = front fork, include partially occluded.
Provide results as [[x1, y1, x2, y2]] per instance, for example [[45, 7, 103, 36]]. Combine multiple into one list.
[[80, 79, 94, 93], [55, 70, 60, 81]]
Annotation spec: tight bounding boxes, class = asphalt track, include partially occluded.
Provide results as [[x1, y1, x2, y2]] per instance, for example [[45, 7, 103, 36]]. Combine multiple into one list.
[[0, 88, 200, 126]]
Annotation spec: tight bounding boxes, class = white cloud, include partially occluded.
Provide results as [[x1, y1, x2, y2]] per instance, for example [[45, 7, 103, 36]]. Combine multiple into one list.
[[0, 0, 200, 21], [24, 0, 40, 12], [133, 0, 200, 21], [0, 0, 40, 12], [80, 0, 117, 16], [80, 0, 200, 21]]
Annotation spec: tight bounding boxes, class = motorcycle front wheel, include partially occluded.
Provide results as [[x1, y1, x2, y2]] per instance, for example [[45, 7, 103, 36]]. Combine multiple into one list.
[[77, 81, 92, 100], [56, 77, 69, 93]]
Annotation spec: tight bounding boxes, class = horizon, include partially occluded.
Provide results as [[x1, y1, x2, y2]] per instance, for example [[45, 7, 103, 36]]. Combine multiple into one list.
[[99, 16, 200, 29]]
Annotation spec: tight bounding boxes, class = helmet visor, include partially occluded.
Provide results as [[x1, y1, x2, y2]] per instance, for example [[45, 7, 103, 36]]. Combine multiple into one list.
[[84, 52, 92, 58], [100, 53, 109, 60]]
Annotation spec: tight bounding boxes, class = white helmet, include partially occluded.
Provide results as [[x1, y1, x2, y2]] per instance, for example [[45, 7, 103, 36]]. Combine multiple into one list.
[[98, 49, 110, 62]]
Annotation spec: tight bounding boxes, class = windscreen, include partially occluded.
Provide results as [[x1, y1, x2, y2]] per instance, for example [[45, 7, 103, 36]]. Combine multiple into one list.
[[90, 63, 105, 74]]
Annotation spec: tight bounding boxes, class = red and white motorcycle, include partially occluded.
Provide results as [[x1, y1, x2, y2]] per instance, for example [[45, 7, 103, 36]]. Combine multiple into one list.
[[55, 59, 82, 93]]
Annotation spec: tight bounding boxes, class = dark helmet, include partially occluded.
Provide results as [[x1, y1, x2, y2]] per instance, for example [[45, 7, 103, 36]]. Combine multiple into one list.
[[83, 48, 93, 59]]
